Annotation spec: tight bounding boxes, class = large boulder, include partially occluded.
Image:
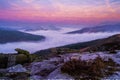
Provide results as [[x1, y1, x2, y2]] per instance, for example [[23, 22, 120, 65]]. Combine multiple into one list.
[[7, 64, 27, 73], [115, 52, 120, 58], [108, 72, 120, 79], [29, 75, 43, 80], [31, 61, 57, 77], [6, 64, 29, 79], [47, 67, 74, 79]]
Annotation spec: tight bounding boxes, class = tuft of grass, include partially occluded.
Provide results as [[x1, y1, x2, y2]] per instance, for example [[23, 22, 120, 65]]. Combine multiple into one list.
[[61, 56, 119, 79]]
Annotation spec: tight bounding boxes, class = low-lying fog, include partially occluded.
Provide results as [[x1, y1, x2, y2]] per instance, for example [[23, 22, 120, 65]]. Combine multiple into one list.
[[0, 27, 119, 54]]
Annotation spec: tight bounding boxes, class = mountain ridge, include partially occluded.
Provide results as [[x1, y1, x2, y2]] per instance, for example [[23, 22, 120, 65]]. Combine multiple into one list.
[[67, 23, 120, 34]]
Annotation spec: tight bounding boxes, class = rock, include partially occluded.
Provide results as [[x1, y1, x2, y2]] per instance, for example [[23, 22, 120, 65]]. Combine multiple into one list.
[[30, 75, 43, 80], [6, 64, 29, 79], [116, 52, 120, 58], [31, 61, 57, 76], [29, 52, 120, 79], [107, 72, 120, 79], [7, 64, 27, 73], [40, 61, 57, 70], [64, 56, 71, 62], [30, 62, 41, 75], [49, 57, 63, 62], [47, 67, 74, 79], [0, 77, 12, 80], [0, 69, 7, 73], [63, 53, 82, 62]]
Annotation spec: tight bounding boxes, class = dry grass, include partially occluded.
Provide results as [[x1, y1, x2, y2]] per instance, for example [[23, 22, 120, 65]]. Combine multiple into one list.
[[61, 56, 119, 79]]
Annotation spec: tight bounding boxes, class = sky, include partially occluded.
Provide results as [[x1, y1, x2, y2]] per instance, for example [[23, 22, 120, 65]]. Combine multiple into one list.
[[0, 0, 120, 24]]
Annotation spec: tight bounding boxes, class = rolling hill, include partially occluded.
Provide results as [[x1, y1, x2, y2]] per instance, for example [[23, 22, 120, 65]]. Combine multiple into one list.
[[0, 28, 45, 44], [61, 34, 120, 52], [35, 34, 120, 55], [67, 24, 120, 34]]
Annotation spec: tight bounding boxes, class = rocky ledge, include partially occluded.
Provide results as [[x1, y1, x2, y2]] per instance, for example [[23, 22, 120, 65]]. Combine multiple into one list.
[[1, 51, 120, 79]]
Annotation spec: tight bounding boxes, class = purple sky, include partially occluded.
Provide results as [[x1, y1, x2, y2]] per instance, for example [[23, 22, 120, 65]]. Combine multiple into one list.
[[0, 0, 120, 25]]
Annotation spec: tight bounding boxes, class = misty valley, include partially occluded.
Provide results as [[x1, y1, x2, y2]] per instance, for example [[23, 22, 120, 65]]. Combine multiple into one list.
[[0, 0, 120, 79], [0, 24, 120, 53], [0, 24, 120, 79]]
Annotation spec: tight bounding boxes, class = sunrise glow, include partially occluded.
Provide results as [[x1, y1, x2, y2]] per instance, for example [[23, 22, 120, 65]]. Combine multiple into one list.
[[0, 0, 120, 24]]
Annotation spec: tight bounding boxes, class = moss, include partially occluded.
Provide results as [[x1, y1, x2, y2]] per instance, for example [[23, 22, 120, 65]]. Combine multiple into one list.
[[15, 48, 32, 63], [16, 54, 29, 65]]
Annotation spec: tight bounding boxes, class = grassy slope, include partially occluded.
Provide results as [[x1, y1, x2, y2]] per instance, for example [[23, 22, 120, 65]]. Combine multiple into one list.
[[35, 34, 120, 56], [0, 29, 45, 44]]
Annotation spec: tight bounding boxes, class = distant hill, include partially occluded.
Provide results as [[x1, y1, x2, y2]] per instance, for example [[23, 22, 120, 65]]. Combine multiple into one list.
[[61, 34, 120, 52], [0, 28, 45, 44], [35, 34, 120, 55], [0, 20, 61, 31], [0, 25, 60, 31], [67, 24, 120, 34], [24, 25, 60, 31]]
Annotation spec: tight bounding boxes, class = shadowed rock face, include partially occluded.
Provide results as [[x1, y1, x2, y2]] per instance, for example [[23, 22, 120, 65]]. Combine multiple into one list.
[[0, 54, 18, 68], [7, 64, 27, 73], [30, 52, 120, 79], [1, 51, 120, 79], [7, 55, 16, 67], [31, 61, 57, 77]]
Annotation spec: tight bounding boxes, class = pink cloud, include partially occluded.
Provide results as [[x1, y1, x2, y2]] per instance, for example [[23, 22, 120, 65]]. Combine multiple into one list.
[[0, 0, 120, 24]]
